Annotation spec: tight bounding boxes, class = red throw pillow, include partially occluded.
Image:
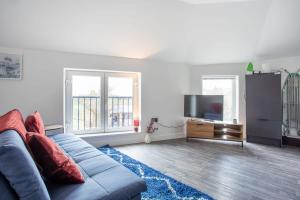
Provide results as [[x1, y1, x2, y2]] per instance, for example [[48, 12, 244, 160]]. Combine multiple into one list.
[[25, 111, 45, 135], [0, 109, 27, 142], [27, 133, 84, 184]]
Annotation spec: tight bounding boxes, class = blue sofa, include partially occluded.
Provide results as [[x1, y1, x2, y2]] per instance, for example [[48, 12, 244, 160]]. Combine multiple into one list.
[[0, 130, 147, 200]]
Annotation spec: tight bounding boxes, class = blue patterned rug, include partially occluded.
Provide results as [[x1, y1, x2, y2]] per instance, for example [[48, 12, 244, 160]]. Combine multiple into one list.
[[99, 146, 214, 200]]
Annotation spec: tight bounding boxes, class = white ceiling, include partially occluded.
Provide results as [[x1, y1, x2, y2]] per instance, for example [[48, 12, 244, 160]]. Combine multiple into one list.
[[0, 0, 299, 65], [180, 0, 255, 4]]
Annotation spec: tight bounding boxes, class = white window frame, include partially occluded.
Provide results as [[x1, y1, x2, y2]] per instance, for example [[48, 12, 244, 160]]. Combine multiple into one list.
[[64, 68, 140, 134], [201, 75, 239, 122], [104, 72, 139, 133]]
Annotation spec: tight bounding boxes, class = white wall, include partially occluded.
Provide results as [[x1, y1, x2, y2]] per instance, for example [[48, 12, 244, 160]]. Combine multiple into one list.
[[2, 45, 299, 145], [190, 55, 300, 137], [0, 47, 189, 146], [254, 55, 300, 84]]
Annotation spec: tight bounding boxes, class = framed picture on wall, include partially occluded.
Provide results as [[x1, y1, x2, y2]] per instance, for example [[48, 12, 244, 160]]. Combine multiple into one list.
[[0, 53, 23, 80]]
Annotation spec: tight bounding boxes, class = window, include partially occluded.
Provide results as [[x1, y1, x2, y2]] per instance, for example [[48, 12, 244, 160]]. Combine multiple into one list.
[[64, 69, 140, 134], [202, 75, 239, 122]]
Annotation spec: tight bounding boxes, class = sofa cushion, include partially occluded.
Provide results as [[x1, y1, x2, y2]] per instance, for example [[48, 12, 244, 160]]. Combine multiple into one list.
[[27, 133, 84, 184], [48, 133, 147, 200], [25, 111, 45, 135], [0, 172, 18, 200], [0, 130, 50, 200]]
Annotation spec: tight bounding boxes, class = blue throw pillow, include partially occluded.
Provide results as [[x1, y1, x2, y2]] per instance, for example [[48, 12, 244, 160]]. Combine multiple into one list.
[[0, 130, 50, 200]]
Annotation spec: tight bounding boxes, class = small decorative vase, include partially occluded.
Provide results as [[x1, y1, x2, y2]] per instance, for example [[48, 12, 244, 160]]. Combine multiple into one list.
[[246, 62, 254, 74], [145, 133, 152, 144]]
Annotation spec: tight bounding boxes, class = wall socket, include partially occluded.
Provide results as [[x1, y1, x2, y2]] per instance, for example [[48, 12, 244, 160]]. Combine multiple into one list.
[[151, 118, 158, 122]]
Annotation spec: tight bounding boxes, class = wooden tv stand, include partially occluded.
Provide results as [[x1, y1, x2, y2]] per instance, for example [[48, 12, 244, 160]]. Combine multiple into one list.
[[186, 119, 244, 147]]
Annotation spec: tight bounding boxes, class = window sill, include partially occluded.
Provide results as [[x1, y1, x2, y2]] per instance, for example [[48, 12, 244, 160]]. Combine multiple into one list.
[[77, 131, 141, 138]]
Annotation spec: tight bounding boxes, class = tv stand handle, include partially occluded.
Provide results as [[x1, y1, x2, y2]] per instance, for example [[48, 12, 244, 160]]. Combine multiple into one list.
[[257, 118, 269, 121], [197, 123, 206, 126]]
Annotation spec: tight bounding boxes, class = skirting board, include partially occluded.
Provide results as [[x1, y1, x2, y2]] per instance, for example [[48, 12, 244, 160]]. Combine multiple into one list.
[[81, 131, 185, 147]]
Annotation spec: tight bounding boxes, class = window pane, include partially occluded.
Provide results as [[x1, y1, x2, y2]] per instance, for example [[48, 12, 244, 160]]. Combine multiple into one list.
[[66, 70, 139, 134], [107, 77, 133, 129], [202, 78, 237, 121], [72, 75, 101, 131]]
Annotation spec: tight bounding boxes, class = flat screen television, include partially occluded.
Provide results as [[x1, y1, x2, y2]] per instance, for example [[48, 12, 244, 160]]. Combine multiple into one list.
[[184, 95, 224, 121]]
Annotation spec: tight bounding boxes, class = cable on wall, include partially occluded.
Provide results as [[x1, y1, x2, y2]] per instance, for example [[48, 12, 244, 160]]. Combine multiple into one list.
[[156, 122, 185, 129], [147, 118, 185, 133]]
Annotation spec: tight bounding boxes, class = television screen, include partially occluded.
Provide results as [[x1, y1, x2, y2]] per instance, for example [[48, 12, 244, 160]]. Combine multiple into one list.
[[184, 95, 223, 121]]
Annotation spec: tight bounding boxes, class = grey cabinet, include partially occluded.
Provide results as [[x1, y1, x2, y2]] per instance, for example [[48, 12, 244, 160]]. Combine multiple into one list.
[[246, 73, 282, 146]]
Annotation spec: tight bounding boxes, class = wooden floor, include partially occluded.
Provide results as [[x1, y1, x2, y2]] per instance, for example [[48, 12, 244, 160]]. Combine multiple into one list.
[[116, 138, 300, 200]]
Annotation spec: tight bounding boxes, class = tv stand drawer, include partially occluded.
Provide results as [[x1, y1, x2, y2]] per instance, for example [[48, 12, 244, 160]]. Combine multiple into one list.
[[186, 120, 243, 146], [187, 122, 214, 138]]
